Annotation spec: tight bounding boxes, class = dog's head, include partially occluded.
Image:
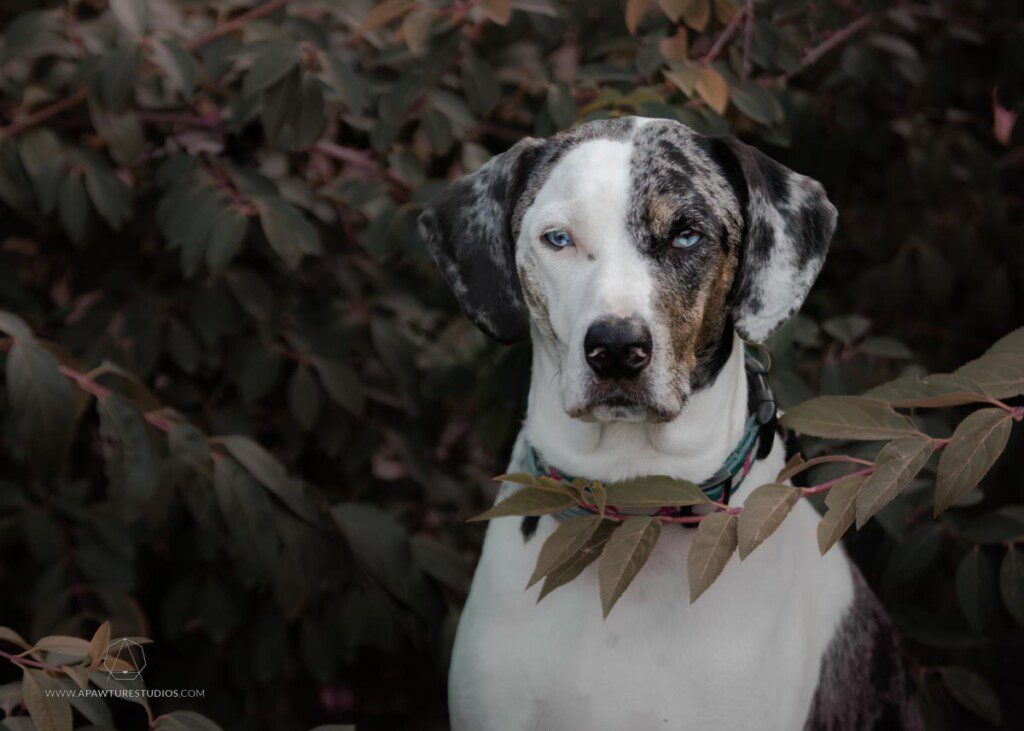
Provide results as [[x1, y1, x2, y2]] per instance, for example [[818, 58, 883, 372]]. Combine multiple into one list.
[[420, 118, 836, 423]]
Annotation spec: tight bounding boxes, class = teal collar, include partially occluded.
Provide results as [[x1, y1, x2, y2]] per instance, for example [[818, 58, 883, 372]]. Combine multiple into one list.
[[525, 348, 776, 521]]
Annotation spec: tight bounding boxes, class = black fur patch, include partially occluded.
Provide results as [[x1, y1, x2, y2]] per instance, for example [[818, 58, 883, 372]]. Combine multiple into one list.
[[521, 516, 539, 542], [803, 567, 923, 730]]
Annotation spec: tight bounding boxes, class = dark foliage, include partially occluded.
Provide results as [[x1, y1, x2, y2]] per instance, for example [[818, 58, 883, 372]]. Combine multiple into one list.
[[0, 0, 1021, 729]]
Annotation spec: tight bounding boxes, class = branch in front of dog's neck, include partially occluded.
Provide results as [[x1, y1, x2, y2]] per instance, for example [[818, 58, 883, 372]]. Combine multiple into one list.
[[470, 328, 1024, 615]]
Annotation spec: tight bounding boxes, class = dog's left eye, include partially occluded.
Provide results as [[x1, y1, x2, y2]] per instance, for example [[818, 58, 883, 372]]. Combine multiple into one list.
[[672, 229, 703, 249], [543, 230, 573, 248]]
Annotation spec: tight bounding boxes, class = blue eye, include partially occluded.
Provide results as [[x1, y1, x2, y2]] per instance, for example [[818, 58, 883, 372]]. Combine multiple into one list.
[[543, 230, 573, 248], [672, 229, 703, 249]]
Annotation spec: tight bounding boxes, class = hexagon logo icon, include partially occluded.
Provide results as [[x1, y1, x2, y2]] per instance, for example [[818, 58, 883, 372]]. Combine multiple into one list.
[[104, 638, 146, 681]]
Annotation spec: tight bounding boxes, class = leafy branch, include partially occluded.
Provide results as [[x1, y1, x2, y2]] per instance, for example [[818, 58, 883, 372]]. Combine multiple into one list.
[[473, 328, 1023, 616], [0, 309, 461, 633], [0, 0, 298, 140]]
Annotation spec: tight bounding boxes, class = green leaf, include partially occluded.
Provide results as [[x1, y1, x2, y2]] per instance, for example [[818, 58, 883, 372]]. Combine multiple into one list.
[[664, 65, 698, 96], [603, 475, 710, 507], [858, 336, 913, 359], [469, 487, 575, 521], [18, 128, 63, 211], [534, 476, 575, 496], [78, 149, 132, 229], [960, 509, 1024, 544], [546, 83, 577, 128], [527, 515, 604, 588], [598, 517, 661, 617], [205, 205, 249, 271], [940, 666, 1002, 726], [151, 38, 197, 100], [288, 364, 321, 432], [213, 457, 279, 573], [863, 373, 991, 408], [166, 317, 200, 374], [883, 524, 942, 584], [311, 357, 364, 416], [781, 396, 918, 441], [479, 0, 512, 24], [955, 547, 995, 632], [31, 635, 90, 659], [152, 711, 224, 731], [688, 512, 737, 603], [493, 472, 542, 487], [331, 502, 428, 606], [323, 58, 370, 114], [88, 99, 144, 166], [411, 535, 471, 593], [822, 315, 870, 344], [816, 473, 868, 555], [954, 352, 1024, 400], [536, 520, 615, 602], [243, 42, 298, 98], [6, 338, 77, 467], [0, 681, 22, 718], [986, 326, 1024, 357], [856, 435, 933, 528], [255, 196, 321, 269], [22, 668, 72, 731], [109, 0, 148, 36], [737, 484, 800, 559], [587, 481, 608, 516], [999, 546, 1024, 627], [461, 54, 500, 117], [934, 408, 1012, 515], [729, 80, 777, 124], [57, 172, 90, 245], [213, 435, 322, 526], [0, 310, 33, 339], [98, 393, 158, 517]]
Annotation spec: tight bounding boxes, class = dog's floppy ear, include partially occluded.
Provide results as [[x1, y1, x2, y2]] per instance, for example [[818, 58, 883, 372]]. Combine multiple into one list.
[[419, 138, 544, 344], [711, 137, 837, 343]]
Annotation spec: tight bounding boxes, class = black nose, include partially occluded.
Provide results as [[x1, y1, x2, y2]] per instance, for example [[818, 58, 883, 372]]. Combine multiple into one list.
[[584, 317, 653, 379]]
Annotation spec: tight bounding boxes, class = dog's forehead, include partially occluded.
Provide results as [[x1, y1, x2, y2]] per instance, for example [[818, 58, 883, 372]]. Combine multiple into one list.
[[512, 118, 739, 236]]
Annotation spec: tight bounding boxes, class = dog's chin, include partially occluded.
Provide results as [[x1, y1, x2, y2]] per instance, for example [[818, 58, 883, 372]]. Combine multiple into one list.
[[566, 386, 681, 424]]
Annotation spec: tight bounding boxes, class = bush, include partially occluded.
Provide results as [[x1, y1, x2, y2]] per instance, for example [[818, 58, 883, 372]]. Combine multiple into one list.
[[0, 0, 1020, 728]]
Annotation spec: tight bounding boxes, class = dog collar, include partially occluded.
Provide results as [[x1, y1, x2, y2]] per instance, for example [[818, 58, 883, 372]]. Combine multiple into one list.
[[524, 347, 776, 521]]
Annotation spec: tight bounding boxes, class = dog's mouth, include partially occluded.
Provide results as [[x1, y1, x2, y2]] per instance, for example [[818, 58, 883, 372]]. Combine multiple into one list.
[[567, 379, 680, 423]]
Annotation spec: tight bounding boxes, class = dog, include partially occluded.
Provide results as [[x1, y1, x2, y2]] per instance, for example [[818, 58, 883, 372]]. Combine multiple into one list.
[[420, 117, 921, 730]]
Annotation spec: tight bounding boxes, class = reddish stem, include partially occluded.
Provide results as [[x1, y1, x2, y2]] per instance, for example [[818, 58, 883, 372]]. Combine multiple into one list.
[[700, 4, 750, 66], [783, 13, 875, 81], [185, 0, 297, 51]]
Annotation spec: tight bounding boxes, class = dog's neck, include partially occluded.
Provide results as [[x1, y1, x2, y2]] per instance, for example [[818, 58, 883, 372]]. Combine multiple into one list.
[[523, 332, 749, 485]]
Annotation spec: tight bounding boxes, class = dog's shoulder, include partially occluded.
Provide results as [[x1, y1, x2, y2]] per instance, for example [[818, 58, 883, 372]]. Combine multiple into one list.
[[804, 565, 923, 731]]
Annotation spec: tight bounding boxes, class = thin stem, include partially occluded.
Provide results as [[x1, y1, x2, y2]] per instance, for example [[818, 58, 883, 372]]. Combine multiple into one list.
[[700, 4, 749, 66], [782, 13, 875, 81], [0, 648, 67, 674], [801, 467, 874, 496], [184, 0, 297, 51], [0, 89, 88, 140]]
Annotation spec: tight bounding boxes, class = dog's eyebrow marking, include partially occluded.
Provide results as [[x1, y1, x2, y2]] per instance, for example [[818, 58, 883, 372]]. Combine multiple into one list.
[[521, 516, 539, 542]]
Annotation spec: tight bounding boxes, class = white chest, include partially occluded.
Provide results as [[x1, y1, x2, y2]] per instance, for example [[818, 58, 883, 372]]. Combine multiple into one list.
[[448, 454, 854, 731]]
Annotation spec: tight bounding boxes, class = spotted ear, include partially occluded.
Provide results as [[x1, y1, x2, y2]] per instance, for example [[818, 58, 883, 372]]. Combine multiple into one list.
[[712, 137, 838, 343], [418, 138, 544, 344]]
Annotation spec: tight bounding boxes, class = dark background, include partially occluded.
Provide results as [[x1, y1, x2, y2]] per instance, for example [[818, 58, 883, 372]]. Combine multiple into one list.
[[0, 0, 1021, 729]]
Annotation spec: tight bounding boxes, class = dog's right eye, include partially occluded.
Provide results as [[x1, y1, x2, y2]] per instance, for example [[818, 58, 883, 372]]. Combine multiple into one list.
[[542, 230, 573, 248]]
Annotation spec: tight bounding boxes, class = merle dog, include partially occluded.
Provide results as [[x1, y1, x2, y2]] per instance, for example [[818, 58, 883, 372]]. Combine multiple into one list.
[[420, 117, 921, 731]]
